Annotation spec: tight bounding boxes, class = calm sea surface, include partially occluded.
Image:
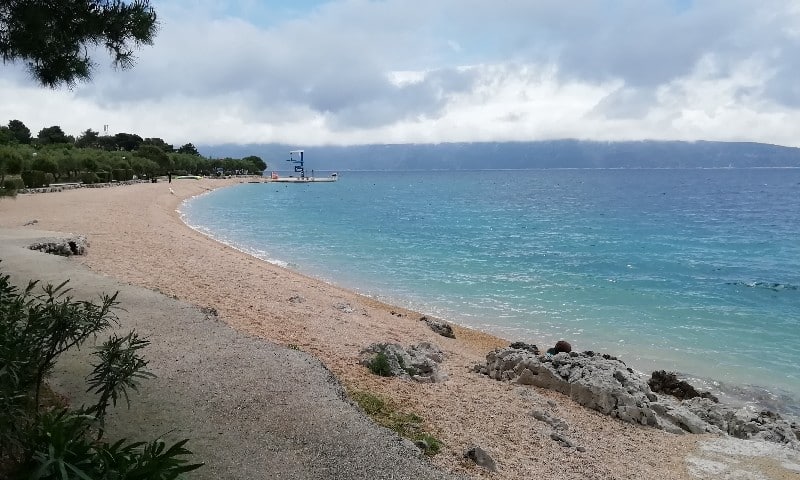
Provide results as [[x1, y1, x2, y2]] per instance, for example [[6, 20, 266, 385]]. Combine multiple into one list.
[[181, 169, 800, 414]]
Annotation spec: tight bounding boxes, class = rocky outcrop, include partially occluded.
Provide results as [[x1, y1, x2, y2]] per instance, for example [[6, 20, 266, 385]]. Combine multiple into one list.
[[28, 236, 88, 256], [476, 346, 799, 448], [678, 398, 798, 445], [420, 316, 455, 338], [649, 370, 718, 402], [509, 341, 539, 355], [360, 342, 448, 383]]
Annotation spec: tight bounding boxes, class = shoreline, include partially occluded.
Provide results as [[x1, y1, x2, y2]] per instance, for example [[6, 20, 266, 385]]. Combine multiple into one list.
[[180, 180, 800, 417], [1, 179, 797, 479]]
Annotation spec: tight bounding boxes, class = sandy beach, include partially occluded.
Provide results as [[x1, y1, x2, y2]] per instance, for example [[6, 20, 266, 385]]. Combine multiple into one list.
[[1, 179, 797, 479]]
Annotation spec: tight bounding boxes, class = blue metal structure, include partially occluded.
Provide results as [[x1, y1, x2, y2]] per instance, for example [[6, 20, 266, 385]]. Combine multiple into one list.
[[287, 150, 305, 179]]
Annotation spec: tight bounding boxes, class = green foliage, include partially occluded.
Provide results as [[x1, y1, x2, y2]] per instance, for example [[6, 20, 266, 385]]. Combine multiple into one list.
[[0, 1, 159, 88], [4, 178, 25, 190], [0, 126, 12, 145], [114, 133, 143, 152], [21, 170, 49, 188], [242, 155, 267, 172], [136, 145, 171, 172], [142, 138, 174, 153], [367, 352, 393, 377], [349, 390, 442, 456], [112, 169, 134, 181], [176, 143, 199, 155], [74, 129, 99, 149], [80, 172, 100, 185], [1, 178, 24, 196], [31, 155, 58, 175], [0, 139, 264, 180], [36, 126, 69, 145], [7, 120, 31, 145], [86, 332, 155, 436], [0, 267, 203, 477]]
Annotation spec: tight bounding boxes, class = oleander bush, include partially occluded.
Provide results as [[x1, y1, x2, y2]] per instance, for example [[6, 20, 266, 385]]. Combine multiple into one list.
[[0, 267, 203, 478]]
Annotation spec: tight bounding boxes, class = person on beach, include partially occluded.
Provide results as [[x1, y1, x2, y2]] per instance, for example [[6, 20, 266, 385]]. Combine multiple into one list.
[[546, 340, 572, 355]]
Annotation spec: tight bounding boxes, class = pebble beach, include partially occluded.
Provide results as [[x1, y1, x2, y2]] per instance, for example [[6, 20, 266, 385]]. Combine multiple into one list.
[[1, 178, 797, 479]]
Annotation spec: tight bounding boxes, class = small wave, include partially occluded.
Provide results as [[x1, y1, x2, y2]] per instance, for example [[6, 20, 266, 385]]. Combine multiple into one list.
[[726, 281, 799, 292], [680, 374, 800, 417]]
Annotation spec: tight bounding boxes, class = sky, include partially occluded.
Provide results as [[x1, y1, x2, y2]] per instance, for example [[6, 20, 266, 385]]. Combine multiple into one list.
[[2, 0, 800, 147]]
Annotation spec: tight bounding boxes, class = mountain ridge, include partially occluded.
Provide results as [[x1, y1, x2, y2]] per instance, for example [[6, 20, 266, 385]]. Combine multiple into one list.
[[198, 140, 800, 171]]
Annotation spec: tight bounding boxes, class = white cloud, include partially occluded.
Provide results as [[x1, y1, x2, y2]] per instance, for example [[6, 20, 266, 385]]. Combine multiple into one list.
[[2, 0, 800, 147]]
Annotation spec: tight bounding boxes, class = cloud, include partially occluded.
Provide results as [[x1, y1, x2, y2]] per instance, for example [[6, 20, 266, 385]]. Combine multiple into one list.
[[2, 0, 800, 147]]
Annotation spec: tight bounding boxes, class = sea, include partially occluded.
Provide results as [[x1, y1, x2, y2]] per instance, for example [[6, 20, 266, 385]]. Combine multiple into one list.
[[180, 168, 800, 416]]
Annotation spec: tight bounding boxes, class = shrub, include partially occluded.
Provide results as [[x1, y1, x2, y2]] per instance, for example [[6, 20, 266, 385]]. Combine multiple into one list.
[[0, 179, 24, 197], [20, 170, 49, 188], [4, 178, 25, 190], [0, 267, 203, 477], [80, 172, 100, 184], [112, 168, 134, 181], [367, 352, 393, 377]]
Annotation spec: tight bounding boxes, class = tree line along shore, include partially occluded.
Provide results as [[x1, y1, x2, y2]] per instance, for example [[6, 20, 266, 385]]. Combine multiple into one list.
[[0, 119, 267, 195]]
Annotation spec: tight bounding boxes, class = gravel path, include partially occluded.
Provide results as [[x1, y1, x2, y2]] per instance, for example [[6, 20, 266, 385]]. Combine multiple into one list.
[[0, 228, 459, 480]]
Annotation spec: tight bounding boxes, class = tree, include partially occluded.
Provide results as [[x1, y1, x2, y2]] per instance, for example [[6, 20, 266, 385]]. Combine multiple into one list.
[[30, 152, 60, 180], [0, 0, 159, 88], [75, 128, 100, 148], [0, 146, 20, 182], [96, 135, 118, 151], [37, 125, 69, 145], [177, 143, 199, 155], [7, 119, 31, 144], [135, 145, 171, 172], [243, 155, 267, 172], [114, 132, 143, 151], [0, 126, 11, 145], [142, 137, 173, 153]]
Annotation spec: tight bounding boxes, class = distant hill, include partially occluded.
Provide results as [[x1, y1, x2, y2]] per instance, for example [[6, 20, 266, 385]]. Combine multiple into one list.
[[198, 140, 800, 171]]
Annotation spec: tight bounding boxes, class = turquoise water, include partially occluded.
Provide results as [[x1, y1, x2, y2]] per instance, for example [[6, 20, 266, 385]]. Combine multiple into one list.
[[181, 169, 800, 414]]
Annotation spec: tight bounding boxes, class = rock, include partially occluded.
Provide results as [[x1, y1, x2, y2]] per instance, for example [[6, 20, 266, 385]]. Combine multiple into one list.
[[550, 432, 575, 448], [532, 409, 569, 431], [478, 347, 800, 449], [649, 370, 718, 402], [28, 236, 88, 256], [419, 316, 455, 338], [547, 340, 572, 355], [509, 341, 539, 355], [681, 398, 799, 444], [334, 302, 354, 313], [360, 342, 448, 382], [465, 445, 497, 472], [288, 295, 305, 303]]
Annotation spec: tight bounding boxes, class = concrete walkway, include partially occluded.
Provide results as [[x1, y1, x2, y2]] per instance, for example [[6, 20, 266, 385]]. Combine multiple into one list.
[[1, 229, 459, 480]]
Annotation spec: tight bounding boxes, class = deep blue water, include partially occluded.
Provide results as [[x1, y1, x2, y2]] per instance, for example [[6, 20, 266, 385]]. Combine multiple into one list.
[[181, 169, 800, 414]]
